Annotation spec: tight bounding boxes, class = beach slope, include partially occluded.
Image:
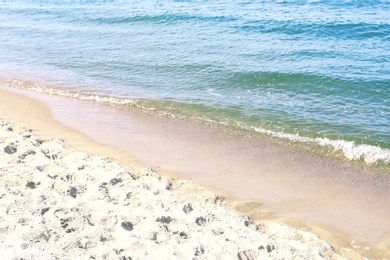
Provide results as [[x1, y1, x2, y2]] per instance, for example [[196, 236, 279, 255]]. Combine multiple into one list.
[[0, 120, 354, 259]]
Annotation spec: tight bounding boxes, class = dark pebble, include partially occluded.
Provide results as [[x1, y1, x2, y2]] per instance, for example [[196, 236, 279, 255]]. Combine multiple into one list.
[[26, 181, 36, 189], [4, 145, 17, 154], [195, 216, 207, 226], [41, 207, 50, 215], [121, 221, 133, 231], [183, 203, 193, 214], [69, 187, 77, 198], [156, 216, 173, 224]]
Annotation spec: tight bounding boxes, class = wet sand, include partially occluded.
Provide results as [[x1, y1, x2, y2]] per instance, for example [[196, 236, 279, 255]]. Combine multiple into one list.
[[1, 85, 390, 258]]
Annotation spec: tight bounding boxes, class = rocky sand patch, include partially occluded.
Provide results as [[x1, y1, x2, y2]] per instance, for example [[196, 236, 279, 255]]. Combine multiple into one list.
[[0, 120, 363, 259]]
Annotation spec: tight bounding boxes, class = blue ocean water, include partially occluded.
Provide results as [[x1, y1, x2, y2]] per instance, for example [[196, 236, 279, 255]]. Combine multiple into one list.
[[0, 0, 389, 165]]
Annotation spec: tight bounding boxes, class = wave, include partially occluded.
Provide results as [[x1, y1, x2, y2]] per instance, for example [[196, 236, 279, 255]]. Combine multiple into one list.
[[89, 14, 191, 25], [87, 13, 237, 26], [235, 21, 390, 40], [4, 80, 389, 166], [250, 126, 390, 165]]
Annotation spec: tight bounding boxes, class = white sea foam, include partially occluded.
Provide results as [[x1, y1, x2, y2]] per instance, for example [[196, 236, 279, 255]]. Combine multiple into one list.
[[252, 126, 390, 165]]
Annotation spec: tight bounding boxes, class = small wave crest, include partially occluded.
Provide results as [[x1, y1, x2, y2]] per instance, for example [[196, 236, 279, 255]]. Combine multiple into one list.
[[251, 126, 390, 165]]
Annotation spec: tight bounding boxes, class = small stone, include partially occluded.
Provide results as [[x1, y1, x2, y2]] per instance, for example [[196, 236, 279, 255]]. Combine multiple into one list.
[[179, 231, 188, 239], [195, 245, 205, 256], [66, 228, 75, 233], [60, 219, 68, 228], [69, 187, 77, 198], [267, 244, 275, 253], [4, 145, 17, 154], [183, 203, 193, 214], [156, 216, 173, 224], [195, 216, 207, 226], [165, 181, 172, 190], [37, 165, 46, 172], [41, 208, 50, 215], [121, 221, 133, 231], [26, 181, 36, 189]]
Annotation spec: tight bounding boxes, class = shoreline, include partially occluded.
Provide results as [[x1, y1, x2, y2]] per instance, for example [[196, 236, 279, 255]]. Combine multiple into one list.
[[2, 78, 389, 168], [1, 86, 390, 258]]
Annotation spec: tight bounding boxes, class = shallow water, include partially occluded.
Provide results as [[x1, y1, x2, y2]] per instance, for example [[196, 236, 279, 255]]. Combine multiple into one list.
[[0, 0, 389, 165]]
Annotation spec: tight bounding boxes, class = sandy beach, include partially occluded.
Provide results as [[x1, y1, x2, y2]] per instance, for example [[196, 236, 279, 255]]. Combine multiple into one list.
[[1, 1, 389, 258], [0, 86, 388, 259]]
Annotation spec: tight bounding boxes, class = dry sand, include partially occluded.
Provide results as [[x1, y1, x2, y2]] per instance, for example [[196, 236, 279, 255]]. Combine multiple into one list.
[[0, 86, 384, 259]]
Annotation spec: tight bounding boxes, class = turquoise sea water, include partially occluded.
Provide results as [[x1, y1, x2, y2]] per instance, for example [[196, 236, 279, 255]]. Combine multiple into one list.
[[0, 1, 389, 165]]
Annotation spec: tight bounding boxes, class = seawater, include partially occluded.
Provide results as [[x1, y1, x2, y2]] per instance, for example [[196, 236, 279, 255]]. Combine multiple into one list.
[[0, 0, 389, 165]]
